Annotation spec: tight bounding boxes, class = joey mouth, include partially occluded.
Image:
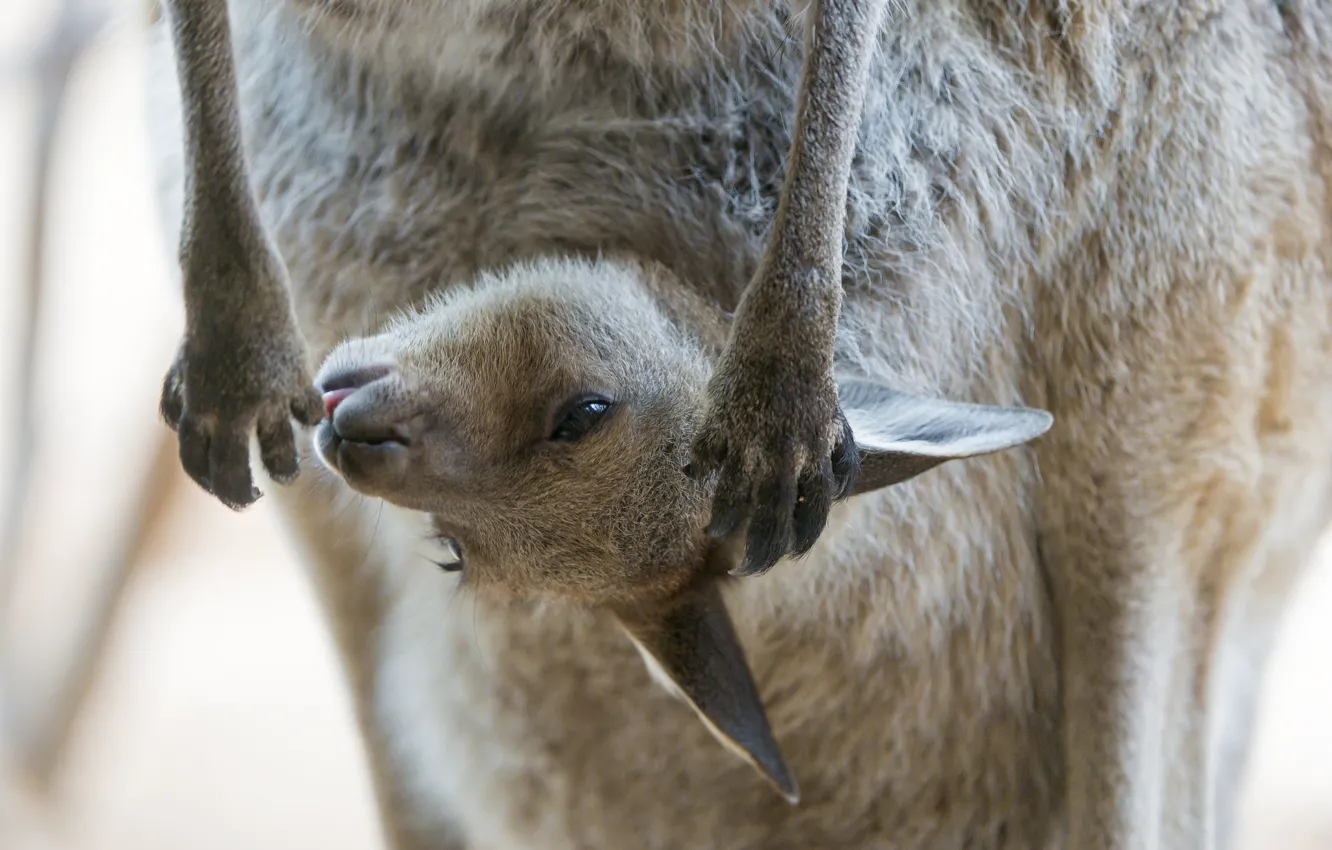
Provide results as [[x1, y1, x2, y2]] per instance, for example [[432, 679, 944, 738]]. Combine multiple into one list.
[[312, 359, 424, 492], [315, 419, 412, 486]]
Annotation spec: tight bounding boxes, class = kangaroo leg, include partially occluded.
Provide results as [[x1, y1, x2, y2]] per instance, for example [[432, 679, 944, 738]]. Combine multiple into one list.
[[1056, 553, 1184, 850], [1044, 444, 1315, 850], [686, 0, 889, 576], [157, 0, 323, 510]]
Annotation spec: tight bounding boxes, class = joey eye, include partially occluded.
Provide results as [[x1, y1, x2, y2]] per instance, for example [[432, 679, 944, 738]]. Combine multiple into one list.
[[550, 396, 614, 443], [429, 537, 464, 573]]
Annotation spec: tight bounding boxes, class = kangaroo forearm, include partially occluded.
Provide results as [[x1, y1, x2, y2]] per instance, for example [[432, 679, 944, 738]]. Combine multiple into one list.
[[731, 0, 889, 365], [163, 0, 282, 308], [687, 0, 893, 576], [760, 0, 889, 289], [157, 0, 321, 511]]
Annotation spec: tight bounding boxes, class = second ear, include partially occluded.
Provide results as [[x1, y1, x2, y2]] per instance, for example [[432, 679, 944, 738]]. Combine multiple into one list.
[[836, 377, 1053, 497]]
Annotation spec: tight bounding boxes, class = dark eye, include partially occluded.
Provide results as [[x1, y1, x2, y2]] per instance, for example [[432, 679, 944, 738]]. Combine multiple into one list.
[[431, 537, 464, 573], [550, 396, 614, 442]]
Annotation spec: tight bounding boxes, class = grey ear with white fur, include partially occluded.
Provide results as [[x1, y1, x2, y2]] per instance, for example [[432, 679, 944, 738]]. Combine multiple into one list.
[[613, 581, 799, 805], [838, 377, 1054, 497]]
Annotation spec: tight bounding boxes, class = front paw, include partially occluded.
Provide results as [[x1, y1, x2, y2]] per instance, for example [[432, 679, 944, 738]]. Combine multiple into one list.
[[159, 328, 323, 511], [687, 354, 860, 577]]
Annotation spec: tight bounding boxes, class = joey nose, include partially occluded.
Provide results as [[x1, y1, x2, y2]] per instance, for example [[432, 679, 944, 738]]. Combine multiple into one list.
[[317, 366, 414, 446], [317, 365, 393, 420]]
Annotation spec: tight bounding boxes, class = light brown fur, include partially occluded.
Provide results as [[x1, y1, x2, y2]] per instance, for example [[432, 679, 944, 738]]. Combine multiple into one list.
[[145, 1, 1332, 848]]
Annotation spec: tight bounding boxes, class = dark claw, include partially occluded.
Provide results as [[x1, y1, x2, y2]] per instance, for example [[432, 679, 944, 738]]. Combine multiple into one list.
[[291, 386, 325, 427], [160, 370, 185, 431], [830, 411, 860, 499], [734, 465, 798, 577], [209, 429, 261, 511], [258, 415, 301, 483], [178, 416, 212, 492], [791, 457, 834, 556], [706, 457, 751, 539]]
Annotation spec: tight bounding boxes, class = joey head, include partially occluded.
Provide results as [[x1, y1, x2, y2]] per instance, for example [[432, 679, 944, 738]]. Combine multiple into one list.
[[312, 256, 1053, 802]]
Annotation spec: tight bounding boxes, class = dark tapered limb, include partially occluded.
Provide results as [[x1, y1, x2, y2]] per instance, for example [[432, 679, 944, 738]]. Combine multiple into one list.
[[688, 0, 891, 576], [158, 0, 323, 511]]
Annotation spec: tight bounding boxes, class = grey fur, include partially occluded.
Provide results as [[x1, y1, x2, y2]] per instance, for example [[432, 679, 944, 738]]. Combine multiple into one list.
[[144, 1, 1332, 849]]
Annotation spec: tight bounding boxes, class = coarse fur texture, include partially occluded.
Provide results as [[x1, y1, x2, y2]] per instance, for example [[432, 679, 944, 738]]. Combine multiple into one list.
[[144, 1, 1332, 848]]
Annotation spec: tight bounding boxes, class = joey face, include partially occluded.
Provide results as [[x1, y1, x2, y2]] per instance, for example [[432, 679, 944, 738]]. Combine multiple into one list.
[[313, 258, 720, 608], [312, 257, 811, 800]]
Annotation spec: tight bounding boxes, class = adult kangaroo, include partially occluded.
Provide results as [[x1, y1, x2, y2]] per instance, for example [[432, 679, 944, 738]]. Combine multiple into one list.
[[146, 1, 1332, 848]]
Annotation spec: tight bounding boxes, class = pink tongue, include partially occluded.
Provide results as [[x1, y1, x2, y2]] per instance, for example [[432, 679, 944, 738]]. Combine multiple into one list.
[[323, 388, 355, 419]]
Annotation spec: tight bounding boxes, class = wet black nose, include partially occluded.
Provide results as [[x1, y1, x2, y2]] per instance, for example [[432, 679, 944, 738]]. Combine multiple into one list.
[[317, 364, 392, 419]]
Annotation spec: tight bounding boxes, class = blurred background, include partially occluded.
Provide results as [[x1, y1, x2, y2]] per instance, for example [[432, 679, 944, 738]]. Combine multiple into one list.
[[0, 1, 1328, 848]]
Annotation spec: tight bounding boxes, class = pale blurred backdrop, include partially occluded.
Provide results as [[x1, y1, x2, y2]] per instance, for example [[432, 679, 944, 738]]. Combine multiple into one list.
[[0, 1, 1328, 848]]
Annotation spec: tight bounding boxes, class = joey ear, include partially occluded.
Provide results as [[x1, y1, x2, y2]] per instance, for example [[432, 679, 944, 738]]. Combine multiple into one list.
[[613, 582, 799, 804], [837, 376, 1054, 497]]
